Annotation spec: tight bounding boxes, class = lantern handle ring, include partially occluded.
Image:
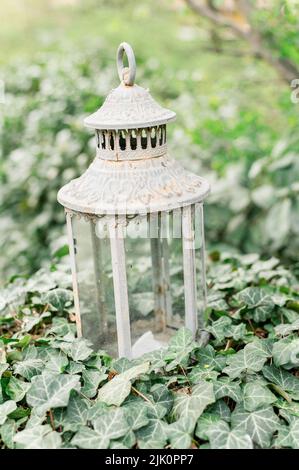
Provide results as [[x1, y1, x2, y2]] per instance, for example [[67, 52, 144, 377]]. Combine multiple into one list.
[[117, 42, 136, 86]]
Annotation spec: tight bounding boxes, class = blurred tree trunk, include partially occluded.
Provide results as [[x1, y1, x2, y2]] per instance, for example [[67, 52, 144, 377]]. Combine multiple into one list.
[[185, 0, 299, 84]]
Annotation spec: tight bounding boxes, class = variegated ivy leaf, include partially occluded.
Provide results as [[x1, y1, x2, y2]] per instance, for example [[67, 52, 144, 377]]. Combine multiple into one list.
[[166, 416, 195, 449], [234, 287, 275, 322], [81, 368, 107, 398], [14, 424, 62, 449], [206, 419, 253, 449], [195, 344, 227, 372], [6, 376, 31, 402], [275, 420, 299, 449], [206, 316, 233, 342], [46, 317, 75, 338], [71, 408, 130, 449], [164, 328, 197, 371], [0, 419, 17, 449], [231, 404, 279, 448], [188, 365, 219, 383], [243, 382, 276, 412], [223, 339, 271, 379], [0, 401, 17, 425], [150, 383, 173, 416], [272, 336, 299, 369], [195, 413, 222, 440], [43, 288, 73, 313], [22, 311, 51, 333], [213, 377, 242, 402], [123, 402, 149, 431], [206, 317, 248, 343], [110, 430, 136, 449], [172, 381, 215, 421], [64, 392, 90, 431], [26, 372, 80, 414], [43, 349, 69, 374], [262, 365, 299, 400], [276, 400, 299, 419], [136, 417, 168, 449], [138, 348, 166, 371], [97, 362, 149, 406], [69, 338, 93, 362], [208, 399, 231, 422], [274, 319, 299, 337], [13, 357, 44, 381]]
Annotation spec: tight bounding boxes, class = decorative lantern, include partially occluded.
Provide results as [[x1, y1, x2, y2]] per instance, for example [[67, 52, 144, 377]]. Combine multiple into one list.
[[57, 43, 210, 358]]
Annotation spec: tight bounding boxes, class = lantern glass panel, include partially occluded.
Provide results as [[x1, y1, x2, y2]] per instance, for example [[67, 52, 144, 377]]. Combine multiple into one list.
[[71, 215, 118, 356], [125, 211, 188, 358]]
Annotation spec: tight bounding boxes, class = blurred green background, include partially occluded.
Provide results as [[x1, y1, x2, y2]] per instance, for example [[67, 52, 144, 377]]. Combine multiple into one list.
[[0, 0, 299, 282]]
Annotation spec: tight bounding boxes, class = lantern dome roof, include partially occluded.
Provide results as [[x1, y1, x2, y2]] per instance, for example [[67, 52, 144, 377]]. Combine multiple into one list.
[[84, 83, 176, 130], [57, 43, 210, 215], [84, 42, 175, 130]]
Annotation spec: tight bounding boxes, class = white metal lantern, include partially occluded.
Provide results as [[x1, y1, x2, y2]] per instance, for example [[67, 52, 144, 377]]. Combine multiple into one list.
[[58, 43, 210, 358]]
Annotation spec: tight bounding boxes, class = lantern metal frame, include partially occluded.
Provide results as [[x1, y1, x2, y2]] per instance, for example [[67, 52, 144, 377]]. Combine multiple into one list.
[[58, 43, 210, 358]]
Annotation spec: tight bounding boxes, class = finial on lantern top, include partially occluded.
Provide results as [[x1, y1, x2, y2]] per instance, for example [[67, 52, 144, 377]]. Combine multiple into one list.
[[117, 42, 136, 86], [83, 43, 176, 130]]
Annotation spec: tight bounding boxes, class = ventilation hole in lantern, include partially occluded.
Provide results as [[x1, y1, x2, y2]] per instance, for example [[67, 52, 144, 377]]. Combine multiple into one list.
[[151, 127, 157, 148], [109, 132, 114, 151], [130, 129, 137, 150], [163, 125, 167, 143], [159, 126, 163, 146], [141, 129, 147, 149], [101, 132, 106, 149], [119, 130, 126, 150]]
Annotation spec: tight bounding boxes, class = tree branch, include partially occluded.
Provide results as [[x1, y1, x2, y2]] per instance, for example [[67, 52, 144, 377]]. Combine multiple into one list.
[[185, 0, 299, 84]]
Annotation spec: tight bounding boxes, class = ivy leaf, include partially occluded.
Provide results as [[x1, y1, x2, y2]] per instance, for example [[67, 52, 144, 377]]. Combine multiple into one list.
[[0, 401, 17, 425], [195, 413, 221, 440], [231, 404, 279, 447], [46, 317, 75, 338], [44, 349, 69, 374], [71, 409, 129, 449], [81, 369, 107, 398], [26, 372, 80, 414], [172, 381, 215, 420], [243, 382, 277, 412], [275, 319, 299, 337], [262, 365, 299, 400], [149, 384, 173, 416], [165, 328, 196, 370], [64, 392, 90, 431], [136, 418, 167, 449], [0, 419, 17, 449], [272, 336, 299, 369], [123, 403, 149, 431], [208, 399, 231, 422], [189, 365, 219, 383], [167, 416, 195, 449], [206, 420, 253, 449], [6, 377, 31, 402], [234, 287, 275, 322], [213, 377, 242, 402], [195, 345, 227, 372], [69, 338, 93, 362], [14, 358, 44, 380], [275, 420, 299, 449], [13, 424, 62, 449], [206, 316, 233, 342], [223, 340, 271, 379], [97, 362, 149, 407], [43, 288, 73, 312]]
